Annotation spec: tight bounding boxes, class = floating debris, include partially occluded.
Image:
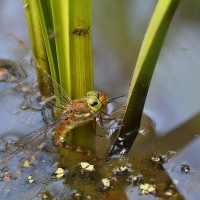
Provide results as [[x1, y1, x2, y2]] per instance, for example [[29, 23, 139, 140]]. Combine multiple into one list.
[[23, 156, 36, 167], [52, 167, 65, 179], [113, 165, 128, 175], [38, 192, 53, 199], [28, 175, 35, 183], [119, 148, 127, 155], [74, 192, 82, 199], [23, 160, 31, 168], [130, 174, 143, 184], [165, 189, 173, 196], [3, 171, 11, 181], [168, 151, 177, 155], [131, 176, 137, 181], [101, 178, 110, 189], [79, 162, 95, 173], [150, 155, 163, 164], [173, 179, 179, 185], [139, 183, 156, 195], [42, 194, 49, 199], [181, 164, 190, 173]]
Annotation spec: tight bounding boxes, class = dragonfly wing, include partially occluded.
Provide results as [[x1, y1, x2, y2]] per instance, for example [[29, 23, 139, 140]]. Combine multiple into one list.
[[0, 114, 73, 200], [0, 111, 66, 167], [0, 121, 56, 166], [0, 34, 70, 128]]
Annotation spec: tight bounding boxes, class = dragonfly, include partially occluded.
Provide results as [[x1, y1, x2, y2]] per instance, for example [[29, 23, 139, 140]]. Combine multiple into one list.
[[0, 34, 124, 166]]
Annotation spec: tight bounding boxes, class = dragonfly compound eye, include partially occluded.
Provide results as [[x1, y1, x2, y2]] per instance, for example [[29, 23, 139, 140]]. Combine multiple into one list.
[[87, 96, 102, 112], [88, 97, 98, 107], [87, 91, 106, 112]]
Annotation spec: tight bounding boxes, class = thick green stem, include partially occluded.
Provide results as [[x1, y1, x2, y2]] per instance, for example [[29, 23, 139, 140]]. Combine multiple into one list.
[[51, 0, 93, 98], [23, 0, 51, 96], [50, 0, 94, 150], [23, 0, 95, 153], [110, 0, 181, 154]]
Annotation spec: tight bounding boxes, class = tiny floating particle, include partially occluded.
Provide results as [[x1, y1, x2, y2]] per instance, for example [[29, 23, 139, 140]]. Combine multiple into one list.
[[23, 160, 31, 168], [173, 179, 179, 185], [130, 174, 143, 183], [3, 171, 11, 181], [101, 178, 110, 189], [28, 175, 35, 183], [132, 176, 137, 181], [43, 194, 48, 198], [38, 193, 52, 199], [165, 189, 173, 196], [139, 183, 156, 195], [79, 162, 95, 173], [150, 155, 163, 164], [120, 148, 127, 155], [168, 151, 177, 155], [74, 192, 82, 199], [113, 165, 128, 175]]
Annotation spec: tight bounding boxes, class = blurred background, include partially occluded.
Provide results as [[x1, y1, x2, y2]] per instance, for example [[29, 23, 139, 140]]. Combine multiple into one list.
[[0, 0, 200, 135]]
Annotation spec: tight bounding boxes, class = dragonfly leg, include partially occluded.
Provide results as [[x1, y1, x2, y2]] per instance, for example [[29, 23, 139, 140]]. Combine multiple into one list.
[[100, 111, 122, 130], [98, 113, 105, 130], [92, 113, 114, 139], [100, 111, 111, 117], [93, 115, 105, 137], [93, 116, 97, 135]]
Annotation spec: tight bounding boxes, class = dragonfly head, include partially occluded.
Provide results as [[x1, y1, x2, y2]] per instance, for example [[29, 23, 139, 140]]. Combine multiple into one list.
[[87, 91, 107, 112]]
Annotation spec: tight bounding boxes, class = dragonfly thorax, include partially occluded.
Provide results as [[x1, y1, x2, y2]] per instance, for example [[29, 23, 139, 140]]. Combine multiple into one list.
[[63, 98, 91, 114]]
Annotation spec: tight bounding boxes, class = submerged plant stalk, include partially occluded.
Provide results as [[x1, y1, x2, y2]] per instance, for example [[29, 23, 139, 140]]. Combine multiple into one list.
[[109, 0, 181, 156]]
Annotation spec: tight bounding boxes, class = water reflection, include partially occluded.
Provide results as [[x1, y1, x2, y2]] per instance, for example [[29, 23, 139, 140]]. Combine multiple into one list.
[[164, 137, 200, 199]]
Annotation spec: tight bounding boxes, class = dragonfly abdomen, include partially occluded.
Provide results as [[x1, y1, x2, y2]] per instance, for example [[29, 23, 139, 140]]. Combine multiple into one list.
[[56, 112, 92, 139], [59, 141, 99, 160]]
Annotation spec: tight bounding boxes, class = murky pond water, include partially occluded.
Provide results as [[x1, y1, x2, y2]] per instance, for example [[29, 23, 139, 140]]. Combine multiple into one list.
[[0, 123, 185, 200], [0, 0, 200, 199]]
